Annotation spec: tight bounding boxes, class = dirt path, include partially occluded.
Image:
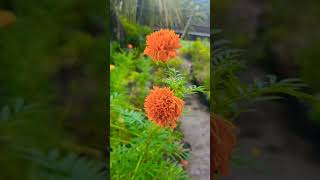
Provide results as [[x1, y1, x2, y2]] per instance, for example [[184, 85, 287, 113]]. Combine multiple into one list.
[[219, 102, 320, 180], [181, 95, 210, 180]]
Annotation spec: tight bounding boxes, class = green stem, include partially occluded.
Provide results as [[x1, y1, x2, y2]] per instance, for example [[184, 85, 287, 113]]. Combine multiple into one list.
[[131, 126, 159, 179], [110, 123, 142, 137], [110, 137, 130, 144], [165, 63, 170, 70]]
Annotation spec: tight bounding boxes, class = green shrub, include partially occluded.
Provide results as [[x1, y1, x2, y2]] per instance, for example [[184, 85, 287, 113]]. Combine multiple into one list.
[[120, 17, 152, 50], [181, 39, 210, 98]]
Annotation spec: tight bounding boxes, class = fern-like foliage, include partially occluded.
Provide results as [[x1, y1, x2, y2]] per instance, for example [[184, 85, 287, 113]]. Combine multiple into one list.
[[12, 147, 105, 180], [163, 67, 207, 99], [0, 98, 42, 123], [212, 29, 313, 119], [110, 92, 189, 179], [110, 122, 189, 180], [0, 99, 106, 180]]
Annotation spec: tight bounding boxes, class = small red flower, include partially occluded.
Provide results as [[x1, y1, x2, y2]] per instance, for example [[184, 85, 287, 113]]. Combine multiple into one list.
[[144, 29, 181, 62], [180, 159, 189, 169], [144, 87, 184, 128]]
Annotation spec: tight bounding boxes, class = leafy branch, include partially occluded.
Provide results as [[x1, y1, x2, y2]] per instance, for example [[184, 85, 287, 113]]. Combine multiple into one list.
[[163, 67, 207, 99]]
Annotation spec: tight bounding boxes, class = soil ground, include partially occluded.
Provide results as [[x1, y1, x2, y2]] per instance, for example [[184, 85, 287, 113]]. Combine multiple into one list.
[[219, 102, 320, 180], [181, 95, 210, 180]]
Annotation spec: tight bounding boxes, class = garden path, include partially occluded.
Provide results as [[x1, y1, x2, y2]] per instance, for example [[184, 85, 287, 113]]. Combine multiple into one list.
[[219, 101, 320, 180], [181, 94, 210, 180], [219, 69, 320, 179]]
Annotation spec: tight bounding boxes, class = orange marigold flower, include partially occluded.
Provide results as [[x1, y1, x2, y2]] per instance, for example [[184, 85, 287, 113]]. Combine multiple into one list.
[[211, 115, 237, 178], [144, 87, 184, 128], [128, 43, 133, 49], [144, 29, 181, 62]]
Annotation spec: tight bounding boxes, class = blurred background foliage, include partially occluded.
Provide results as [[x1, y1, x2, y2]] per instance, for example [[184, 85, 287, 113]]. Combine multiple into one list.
[[215, 0, 320, 126], [111, 0, 210, 51], [212, 29, 313, 119], [111, 0, 209, 29], [0, 0, 107, 179], [214, 1, 320, 178]]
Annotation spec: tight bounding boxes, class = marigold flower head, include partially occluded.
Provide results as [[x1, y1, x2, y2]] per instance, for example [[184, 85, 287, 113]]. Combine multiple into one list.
[[128, 43, 133, 49], [144, 87, 184, 128], [144, 29, 181, 62], [211, 115, 237, 178], [110, 64, 115, 71]]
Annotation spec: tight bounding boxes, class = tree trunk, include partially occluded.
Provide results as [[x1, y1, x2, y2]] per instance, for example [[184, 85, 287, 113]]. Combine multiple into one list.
[[136, 0, 143, 25], [110, 9, 126, 46]]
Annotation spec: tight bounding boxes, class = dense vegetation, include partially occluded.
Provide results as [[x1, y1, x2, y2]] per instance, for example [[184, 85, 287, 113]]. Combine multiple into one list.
[[181, 39, 210, 99], [0, 0, 107, 179], [215, 0, 320, 124], [110, 0, 210, 175], [211, 29, 313, 178], [109, 27, 209, 179]]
